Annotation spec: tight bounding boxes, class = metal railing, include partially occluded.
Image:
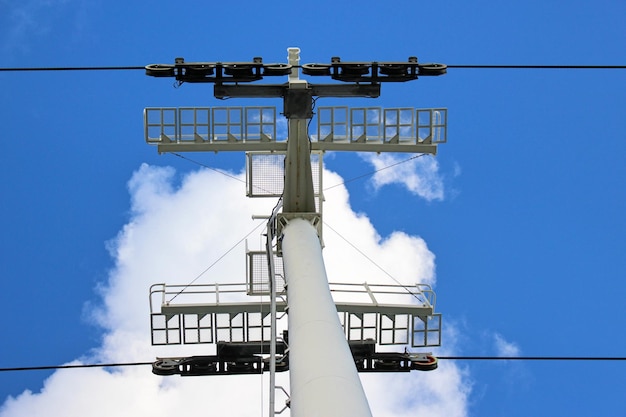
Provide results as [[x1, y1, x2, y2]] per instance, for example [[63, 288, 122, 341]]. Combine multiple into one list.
[[144, 106, 278, 144], [144, 106, 447, 154], [316, 106, 447, 145], [149, 281, 441, 347]]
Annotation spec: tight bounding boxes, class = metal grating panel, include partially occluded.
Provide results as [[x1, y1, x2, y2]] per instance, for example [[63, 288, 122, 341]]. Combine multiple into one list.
[[246, 152, 323, 212], [247, 153, 285, 197], [247, 251, 285, 295]]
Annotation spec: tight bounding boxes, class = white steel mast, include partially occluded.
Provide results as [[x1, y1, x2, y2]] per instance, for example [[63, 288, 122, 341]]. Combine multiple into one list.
[[280, 49, 372, 416], [144, 47, 447, 417]]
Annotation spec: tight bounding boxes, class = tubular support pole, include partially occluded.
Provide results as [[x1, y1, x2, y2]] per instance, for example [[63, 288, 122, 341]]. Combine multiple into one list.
[[282, 218, 373, 417], [283, 118, 315, 213]]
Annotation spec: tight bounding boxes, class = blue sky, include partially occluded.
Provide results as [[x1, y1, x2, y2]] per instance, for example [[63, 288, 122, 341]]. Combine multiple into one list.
[[1, 0, 625, 416]]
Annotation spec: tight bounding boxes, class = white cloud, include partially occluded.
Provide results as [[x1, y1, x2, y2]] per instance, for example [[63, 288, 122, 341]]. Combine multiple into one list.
[[360, 153, 445, 201], [363, 361, 471, 417], [322, 169, 436, 286], [489, 333, 529, 393], [0, 162, 470, 417], [493, 333, 521, 357]]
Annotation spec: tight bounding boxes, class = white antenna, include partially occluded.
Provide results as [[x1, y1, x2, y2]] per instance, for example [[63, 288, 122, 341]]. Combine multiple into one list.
[[145, 48, 446, 417]]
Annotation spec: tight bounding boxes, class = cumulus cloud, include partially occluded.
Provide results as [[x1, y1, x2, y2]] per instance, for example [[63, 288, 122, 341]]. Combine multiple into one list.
[[322, 169, 436, 286], [359, 153, 445, 201], [0, 162, 470, 417], [363, 361, 471, 417]]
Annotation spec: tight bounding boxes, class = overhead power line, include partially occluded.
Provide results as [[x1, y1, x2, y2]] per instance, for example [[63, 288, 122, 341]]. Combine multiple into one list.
[[437, 356, 626, 361], [0, 64, 625, 73], [447, 64, 626, 69], [0, 66, 145, 72], [1, 356, 625, 373], [0, 362, 153, 372]]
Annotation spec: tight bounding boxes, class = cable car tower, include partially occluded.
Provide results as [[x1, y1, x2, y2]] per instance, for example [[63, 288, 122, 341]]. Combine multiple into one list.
[[144, 48, 447, 417]]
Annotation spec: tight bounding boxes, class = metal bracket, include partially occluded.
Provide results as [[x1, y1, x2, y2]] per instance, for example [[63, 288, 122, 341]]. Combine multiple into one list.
[[275, 213, 322, 254]]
